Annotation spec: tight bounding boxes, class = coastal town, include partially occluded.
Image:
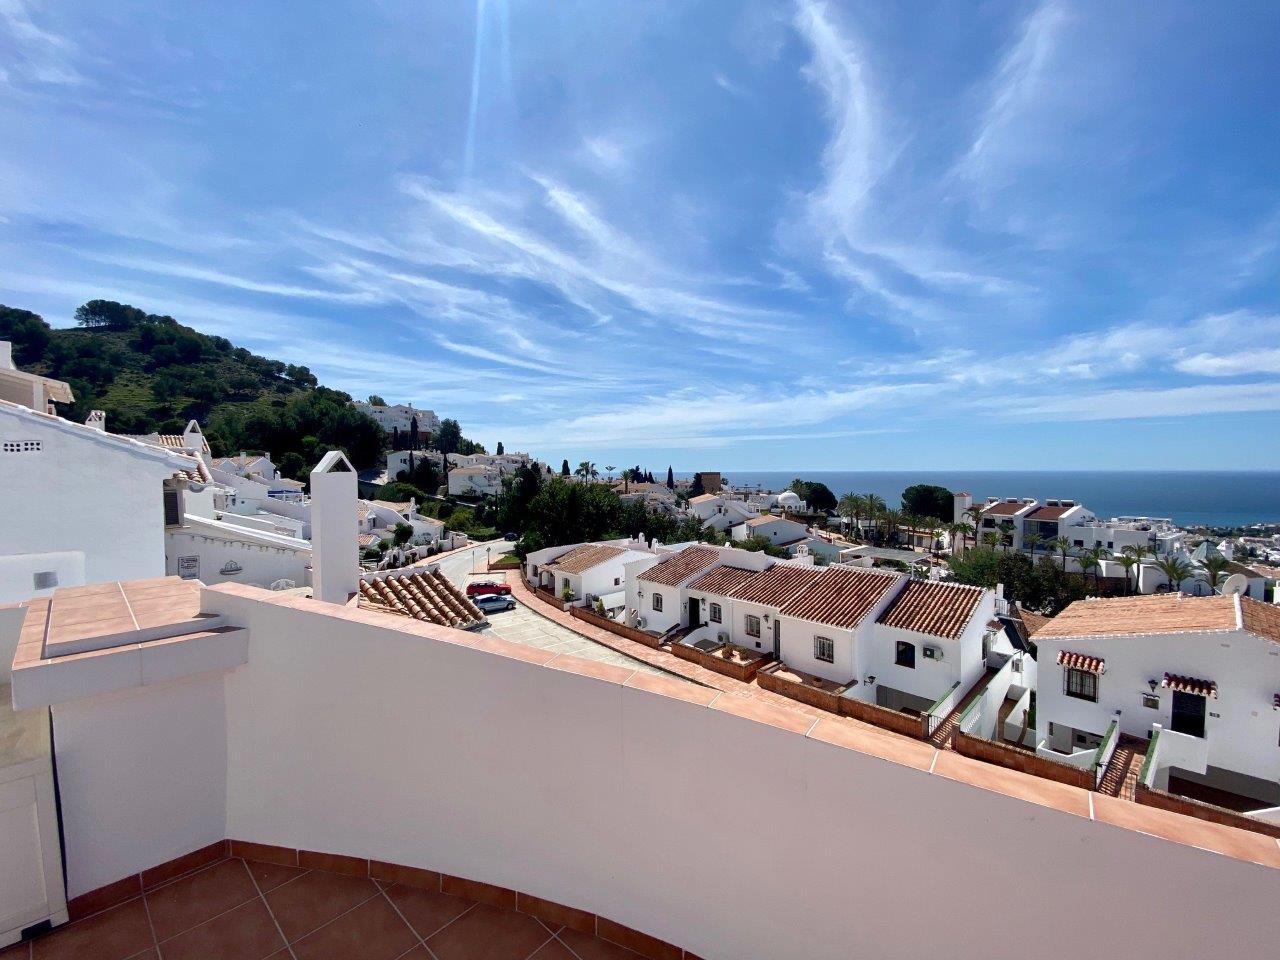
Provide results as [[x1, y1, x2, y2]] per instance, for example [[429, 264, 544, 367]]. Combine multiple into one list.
[[3, 330, 1280, 958]]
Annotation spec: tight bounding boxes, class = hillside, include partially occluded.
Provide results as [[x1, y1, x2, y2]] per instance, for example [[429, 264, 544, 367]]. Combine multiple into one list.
[[0, 299, 384, 479]]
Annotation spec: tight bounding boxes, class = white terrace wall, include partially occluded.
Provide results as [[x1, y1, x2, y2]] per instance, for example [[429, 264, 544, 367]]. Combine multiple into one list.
[[182, 589, 1280, 960]]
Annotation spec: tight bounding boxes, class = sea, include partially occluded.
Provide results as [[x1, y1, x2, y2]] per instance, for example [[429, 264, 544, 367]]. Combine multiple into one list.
[[678, 471, 1280, 529]]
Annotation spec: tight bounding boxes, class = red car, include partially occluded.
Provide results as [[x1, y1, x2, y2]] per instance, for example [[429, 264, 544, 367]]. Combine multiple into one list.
[[466, 580, 512, 597]]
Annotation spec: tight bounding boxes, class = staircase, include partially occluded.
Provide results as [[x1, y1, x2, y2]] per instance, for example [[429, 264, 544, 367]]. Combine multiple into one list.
[[1097, 735, 1148, 799]]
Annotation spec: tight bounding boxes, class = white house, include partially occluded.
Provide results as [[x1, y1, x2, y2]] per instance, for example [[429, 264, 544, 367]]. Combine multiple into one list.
[[1034, 593, 1280, 811], [686, 556, 817, 655], [525, 539, 655, 607], [387, 448, 444, 481], [447, 464, 503, 497], [352, 400, 440, 435], [689, 493, 758, 532], [0, 391, 205, 603], [625, 544, 723, 635], [731, 515, 809, 551], [166, 515, 311, 590], [0, 341, 73, 413]]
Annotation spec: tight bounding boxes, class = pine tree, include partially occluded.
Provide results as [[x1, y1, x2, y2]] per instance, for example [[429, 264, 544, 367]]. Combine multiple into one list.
[[666, 465, 674, 489], [561, 459, 570, 476]]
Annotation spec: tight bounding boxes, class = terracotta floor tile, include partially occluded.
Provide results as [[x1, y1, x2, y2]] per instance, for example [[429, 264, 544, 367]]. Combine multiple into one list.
[[291, 894, 418, 960], [264, 870, 378, 942], [426, 903, 553, 960], [529, 940, 578, 960], [145, 858, 257, 941], [157, 898, 284, 960], [32, 898, 153, 960], [245, 860, 310, 893], [557, 928, 647, 960], [383, 885, 473, 939], [123, 952, 158, 960], [0, 942, 30, 959], [393, 949, 432, 960]]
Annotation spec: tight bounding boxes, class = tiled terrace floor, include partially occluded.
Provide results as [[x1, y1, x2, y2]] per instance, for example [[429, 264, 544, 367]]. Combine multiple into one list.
[[480, 603, 669, 679], [4, 858, 650, 960]]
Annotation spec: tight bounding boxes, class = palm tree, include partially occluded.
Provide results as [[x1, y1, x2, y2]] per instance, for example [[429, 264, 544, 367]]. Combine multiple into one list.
[[949, 521, 974, 555], [981, 532, 1001, 550], [1122, 544, 1150, 594], [998, 520, 1016, 554], [1023, 531, 1042, 557], [575, 460, 598, 481], [963, 504, 985, 549], [836, 494, 859, 539], [1077, 546, 1105, 594], [1156, 556, 1195, 595], [881, 509, 903, 545], [1050, 536, 1072, 571], [605, 465, 616, 483], [1115, 554, 1137, 595], [1199, 554, 1232, 594]]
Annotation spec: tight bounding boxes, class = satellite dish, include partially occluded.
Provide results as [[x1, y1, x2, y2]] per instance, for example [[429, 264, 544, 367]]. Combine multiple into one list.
[[1220, 573, 1248, 597]]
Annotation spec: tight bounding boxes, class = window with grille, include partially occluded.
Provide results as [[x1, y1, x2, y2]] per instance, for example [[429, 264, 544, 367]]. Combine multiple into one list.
[[2, 440, 42, 453], [33, 571, 58, 590], [814, 636, 834, 663], [652, 593, 663, 612], [710, 602, 722, 623], [745, 614, 761, 638], [1064, 667, 1098, 702]]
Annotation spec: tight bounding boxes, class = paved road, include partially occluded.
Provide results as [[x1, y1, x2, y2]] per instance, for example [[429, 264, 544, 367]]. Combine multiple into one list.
[[435, 539, 665, 676]]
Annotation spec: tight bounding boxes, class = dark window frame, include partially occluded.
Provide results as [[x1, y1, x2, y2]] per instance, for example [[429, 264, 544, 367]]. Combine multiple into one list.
[[1064, 667, 1098, 702], [895, 641, 916, 669]]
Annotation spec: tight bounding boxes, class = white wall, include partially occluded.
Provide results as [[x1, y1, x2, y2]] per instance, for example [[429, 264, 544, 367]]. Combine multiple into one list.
[[0, 410, 175, 601], [52, 675, 228, 898], [199, 590, 1280, 960], [778, 615, 855, 682], [34, 585, 1280, 958], [165, 529, 310, 589], [0, 552, 84, 606]]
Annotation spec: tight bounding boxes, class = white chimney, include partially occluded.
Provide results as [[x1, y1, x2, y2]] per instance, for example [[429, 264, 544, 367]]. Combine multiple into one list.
[[0, 341, 13, 370], [310, 450, 359, 604], [85, 410, 106, 432]]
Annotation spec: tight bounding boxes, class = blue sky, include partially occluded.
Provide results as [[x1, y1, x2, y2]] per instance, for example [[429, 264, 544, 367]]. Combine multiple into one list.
[[2, 1, 1278, 471]]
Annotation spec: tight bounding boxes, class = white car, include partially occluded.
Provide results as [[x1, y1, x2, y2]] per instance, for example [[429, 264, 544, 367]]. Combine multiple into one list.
[[474, 593, 516, 613]]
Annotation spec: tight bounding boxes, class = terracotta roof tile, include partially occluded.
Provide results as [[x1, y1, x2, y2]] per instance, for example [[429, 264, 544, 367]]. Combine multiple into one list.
[[687, 565, 760, 596], [359, 569, 484, 629], [636, 546, 721, 586], [1162, 672, 1217, 699], [876, 580, 986, 640], [1025, 504, 1073, 521], [545, 544, 626, 575], [1034, 594, 1238, 639], [1241, 596, 1280, 644], [780, 566, 901, 630], [727, 564, 821, 606], [1056, 650, 1105, 674]]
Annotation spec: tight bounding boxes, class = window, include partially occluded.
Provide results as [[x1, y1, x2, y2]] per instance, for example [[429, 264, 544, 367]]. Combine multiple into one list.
[[814, 636, 834, 663], [1142, 694, 1160, 709], [32, 571, 58, 590], [652, 593, 663, 612], [710, 602, 722, 623], [895, 641, 916, 669], [745, 614, 761, 638], [1064, 667, 1098, 702], [614, 577, 621, 586]]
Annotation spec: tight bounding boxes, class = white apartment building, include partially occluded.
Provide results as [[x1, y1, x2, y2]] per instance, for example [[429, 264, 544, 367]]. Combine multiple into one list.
[[166, 514, 312, 589], [625, 545, 723, 635], [731, 515, 809, 551], [387, 448, 444, 481], [352, 400, 440, 435], [1035, 593, 1280, 811]]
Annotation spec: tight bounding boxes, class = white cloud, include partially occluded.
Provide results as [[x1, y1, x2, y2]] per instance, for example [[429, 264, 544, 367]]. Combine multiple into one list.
[[0, 0, 85, 85], [1175, 349, 1280, 377], [954, 0, 1068, 182]]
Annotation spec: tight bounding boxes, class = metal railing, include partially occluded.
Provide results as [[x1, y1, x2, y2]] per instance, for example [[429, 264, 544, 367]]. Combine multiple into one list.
[[924, 681, 962, 738], [1092, 718, 1120, 790]]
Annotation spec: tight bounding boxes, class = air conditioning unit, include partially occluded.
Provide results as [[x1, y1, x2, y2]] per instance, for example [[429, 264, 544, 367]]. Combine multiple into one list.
[[922, 646, 943, 661], [718, 631, 730, 643], [637, 617, 648, 629]]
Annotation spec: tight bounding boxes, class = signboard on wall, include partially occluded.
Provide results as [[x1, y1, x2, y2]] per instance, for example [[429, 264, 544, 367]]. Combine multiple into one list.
[[177, 556, 200, 580]]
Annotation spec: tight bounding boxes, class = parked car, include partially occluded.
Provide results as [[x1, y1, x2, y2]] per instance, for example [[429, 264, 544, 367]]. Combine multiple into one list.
[[474, 593, 516, 613], [504, 532, 518, 541], [466, 580, 512, 597]]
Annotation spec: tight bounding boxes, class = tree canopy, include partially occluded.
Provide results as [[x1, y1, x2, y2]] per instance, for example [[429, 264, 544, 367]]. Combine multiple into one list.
[[789, 478, 838, 512], [901, 484, 954, 522]]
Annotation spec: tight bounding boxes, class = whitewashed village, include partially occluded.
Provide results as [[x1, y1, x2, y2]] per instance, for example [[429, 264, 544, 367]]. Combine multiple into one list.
[[3, 337, 1280, 958]]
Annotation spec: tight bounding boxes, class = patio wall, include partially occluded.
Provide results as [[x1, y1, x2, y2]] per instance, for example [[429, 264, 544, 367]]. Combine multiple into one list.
[[569, 605, 664, 649], [41, 585, 1280, 960]]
